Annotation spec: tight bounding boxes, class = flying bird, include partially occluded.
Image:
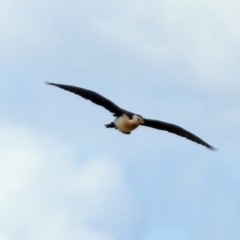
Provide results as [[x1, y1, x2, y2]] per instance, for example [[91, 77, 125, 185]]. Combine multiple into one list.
[[46, 82, 216, 150]]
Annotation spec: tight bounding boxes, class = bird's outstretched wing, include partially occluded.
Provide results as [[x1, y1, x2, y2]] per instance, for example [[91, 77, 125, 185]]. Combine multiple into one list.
[[143, 118, 216, 150], [46, 82, 125, 116]]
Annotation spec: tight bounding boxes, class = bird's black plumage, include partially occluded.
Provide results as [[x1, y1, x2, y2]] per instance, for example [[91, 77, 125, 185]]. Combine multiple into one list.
[[143, 119, 216, 150], [46, 82, 127, 116], [46, 82, 216, 151]]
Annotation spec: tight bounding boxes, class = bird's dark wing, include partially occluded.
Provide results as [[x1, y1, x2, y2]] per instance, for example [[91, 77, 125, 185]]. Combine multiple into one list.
[[46, 82, 125, 116], [142, 118, 216, 150]]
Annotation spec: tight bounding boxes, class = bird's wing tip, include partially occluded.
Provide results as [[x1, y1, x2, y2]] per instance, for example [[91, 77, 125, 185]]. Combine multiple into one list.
[[208, 146, 218, 151], [45, 81, 54, 86]]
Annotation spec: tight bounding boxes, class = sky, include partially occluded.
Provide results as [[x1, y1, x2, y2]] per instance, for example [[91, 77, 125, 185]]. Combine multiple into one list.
[[1, 0, 240, 239]]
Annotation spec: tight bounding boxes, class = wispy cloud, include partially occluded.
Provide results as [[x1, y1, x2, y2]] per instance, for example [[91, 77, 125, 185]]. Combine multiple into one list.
[[0, 124, 144, 239], [1, 1, 240, 239]]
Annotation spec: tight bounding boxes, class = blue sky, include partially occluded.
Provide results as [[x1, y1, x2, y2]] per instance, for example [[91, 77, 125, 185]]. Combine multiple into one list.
[[1, 1, 240, 239]]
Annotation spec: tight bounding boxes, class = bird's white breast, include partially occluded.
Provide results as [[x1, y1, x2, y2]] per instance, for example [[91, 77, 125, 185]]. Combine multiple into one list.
[[114, 114, 140, 133]]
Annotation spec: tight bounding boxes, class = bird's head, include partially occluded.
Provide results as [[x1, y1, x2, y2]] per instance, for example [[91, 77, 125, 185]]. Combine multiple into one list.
[[133, 115, 144, 124]]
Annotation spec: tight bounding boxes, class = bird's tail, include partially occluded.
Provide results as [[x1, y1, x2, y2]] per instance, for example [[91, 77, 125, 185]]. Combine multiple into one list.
[[105, 122, 116, 128]]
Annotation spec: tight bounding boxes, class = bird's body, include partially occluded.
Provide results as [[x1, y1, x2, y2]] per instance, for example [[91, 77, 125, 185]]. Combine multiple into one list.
[[46, 82, 216, 150], [107, 114, 144, 134]]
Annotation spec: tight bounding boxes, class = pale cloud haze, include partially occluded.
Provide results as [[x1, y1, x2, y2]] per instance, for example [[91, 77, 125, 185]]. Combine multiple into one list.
[[0, 124, 143, 240], [1, 1, 240, 239]]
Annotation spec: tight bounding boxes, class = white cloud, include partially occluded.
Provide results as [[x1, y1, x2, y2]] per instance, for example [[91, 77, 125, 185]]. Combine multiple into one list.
[[1, 0, 240, 92], [88, 0, 240, 92], [0, 0, 60, 61], [0, 123, 143, 240]]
